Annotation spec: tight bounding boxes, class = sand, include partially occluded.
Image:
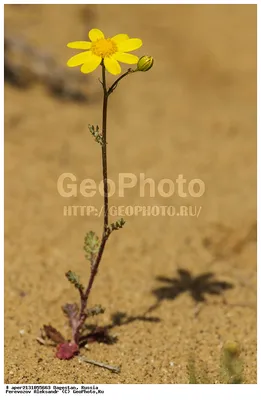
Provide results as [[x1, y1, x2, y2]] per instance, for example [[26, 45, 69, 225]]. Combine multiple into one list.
[[4, 4, 256, 384]]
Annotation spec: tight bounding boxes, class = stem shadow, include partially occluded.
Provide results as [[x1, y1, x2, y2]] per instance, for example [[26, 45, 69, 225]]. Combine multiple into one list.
[[79, 312, 161, 347]]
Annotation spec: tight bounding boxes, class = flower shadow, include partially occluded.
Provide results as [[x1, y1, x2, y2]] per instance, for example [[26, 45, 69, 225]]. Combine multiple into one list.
[[148, 268, 234, 312]]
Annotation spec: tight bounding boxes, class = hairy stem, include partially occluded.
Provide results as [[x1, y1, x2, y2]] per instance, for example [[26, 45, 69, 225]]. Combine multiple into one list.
[[101, 63, 109, 228], [74, 63, 110, 344]]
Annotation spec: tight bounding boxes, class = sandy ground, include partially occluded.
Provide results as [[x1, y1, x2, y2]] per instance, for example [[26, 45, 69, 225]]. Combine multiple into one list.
[[4, 4, 256, 384]]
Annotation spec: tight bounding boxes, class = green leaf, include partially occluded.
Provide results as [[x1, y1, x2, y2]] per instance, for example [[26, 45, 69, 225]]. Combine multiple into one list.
[[84, 231, 100, 263], [86, 304, 105, 317], [65, 270, 84, 292], [106, 218, 126, 235], [88, 124, 104, 145]]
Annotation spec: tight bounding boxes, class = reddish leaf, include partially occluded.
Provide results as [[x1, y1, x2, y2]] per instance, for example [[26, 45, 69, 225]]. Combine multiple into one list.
[[62, 303, 78, 326], [56, 342, 79, 360], [62, 303, 79, 335], [43, 325, 65, 344]]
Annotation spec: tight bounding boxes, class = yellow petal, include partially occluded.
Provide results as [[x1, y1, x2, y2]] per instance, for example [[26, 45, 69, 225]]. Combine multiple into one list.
[[67, 51, 93, 67], [117, 38, 142, 52], [113, 52, 138, 64], [111, 34, 129, 43], [67, 41, 92, 50], [89, 28, 104, 42], [80, 54, 102, 74], [104, 57, 121, 75]]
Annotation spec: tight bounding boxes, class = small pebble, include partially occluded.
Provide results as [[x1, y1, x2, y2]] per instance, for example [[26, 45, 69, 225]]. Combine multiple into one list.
[[19, 330, 25, 335], [169, 361, 174, 367]]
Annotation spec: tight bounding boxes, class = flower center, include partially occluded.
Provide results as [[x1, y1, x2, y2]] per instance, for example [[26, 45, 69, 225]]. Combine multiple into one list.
[[91, 38, 118, 58]]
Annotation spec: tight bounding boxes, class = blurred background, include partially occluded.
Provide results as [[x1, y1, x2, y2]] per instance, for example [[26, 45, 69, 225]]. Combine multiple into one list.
[[5, 4, 256, 384]]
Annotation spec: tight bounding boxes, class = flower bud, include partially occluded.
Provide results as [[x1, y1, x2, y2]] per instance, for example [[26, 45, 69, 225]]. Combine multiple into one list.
[[223, 341, 240, 357], [136, 56, 154, 72]]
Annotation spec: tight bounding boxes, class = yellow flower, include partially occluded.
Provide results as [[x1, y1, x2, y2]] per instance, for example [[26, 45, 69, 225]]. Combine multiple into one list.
[[67, 28, 142, 75]]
